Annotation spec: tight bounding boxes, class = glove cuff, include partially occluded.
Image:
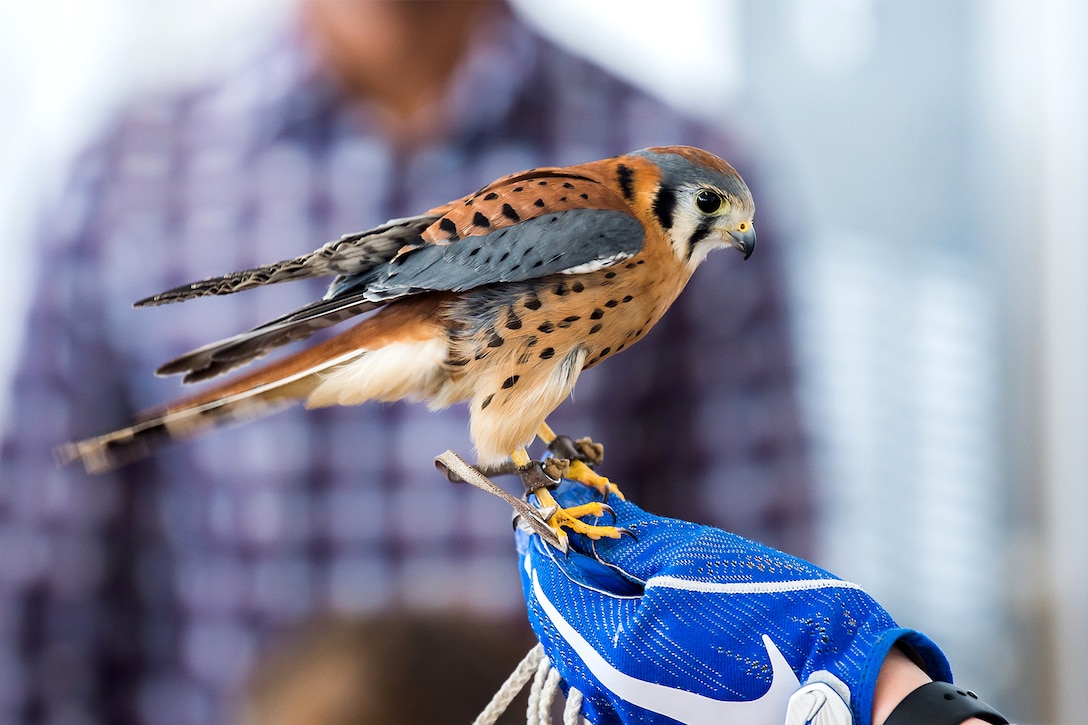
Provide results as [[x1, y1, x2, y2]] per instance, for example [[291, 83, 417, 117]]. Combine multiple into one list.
[[883, 681, 1009, 725]]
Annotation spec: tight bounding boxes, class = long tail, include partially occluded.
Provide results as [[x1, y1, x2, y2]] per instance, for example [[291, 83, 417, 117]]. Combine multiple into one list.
[[57, 297, 444, 473], [155, 295, 382, 383]]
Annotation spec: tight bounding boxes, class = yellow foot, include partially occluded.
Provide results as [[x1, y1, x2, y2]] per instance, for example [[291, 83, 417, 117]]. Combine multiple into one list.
[[511, 444, 631, 548], [537, 457, 624, 501], [533, 426, 624, 500], [567, 460, 626, 501], [533, 487, 627, 544]]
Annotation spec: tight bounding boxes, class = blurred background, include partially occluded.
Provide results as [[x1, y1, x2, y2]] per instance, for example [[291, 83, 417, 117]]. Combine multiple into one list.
[[1, 1, 1084, 723]]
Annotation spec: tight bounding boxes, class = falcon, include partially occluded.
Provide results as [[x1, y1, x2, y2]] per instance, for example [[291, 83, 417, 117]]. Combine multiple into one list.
[[59, 145, 756, 541]]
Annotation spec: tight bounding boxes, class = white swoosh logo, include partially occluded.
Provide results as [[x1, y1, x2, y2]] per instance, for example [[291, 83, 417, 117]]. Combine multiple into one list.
[[532, 568, 800, 724]]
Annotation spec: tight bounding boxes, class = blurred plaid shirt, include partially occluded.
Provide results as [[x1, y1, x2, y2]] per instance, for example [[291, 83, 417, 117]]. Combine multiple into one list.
[[0, 9, 813, 724]]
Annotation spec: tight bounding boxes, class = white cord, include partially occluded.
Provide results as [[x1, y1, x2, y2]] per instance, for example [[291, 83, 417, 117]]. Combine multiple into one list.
[[536, 666, 563, 723], [563, 686, 585, 725], [474, 644, 545, 725], [474, 645, 588, 725], [527, 650, 553, 724]]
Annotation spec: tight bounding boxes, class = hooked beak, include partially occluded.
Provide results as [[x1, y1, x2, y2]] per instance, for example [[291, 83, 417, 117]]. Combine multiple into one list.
[[727, 223, 756, 260]]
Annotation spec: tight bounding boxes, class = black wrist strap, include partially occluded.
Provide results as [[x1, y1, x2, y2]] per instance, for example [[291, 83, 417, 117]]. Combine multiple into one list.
[[884, 681, 1009, 725]]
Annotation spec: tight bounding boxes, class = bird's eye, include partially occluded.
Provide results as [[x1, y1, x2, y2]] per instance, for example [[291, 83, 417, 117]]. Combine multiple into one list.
[[695, 189, 723, 215]]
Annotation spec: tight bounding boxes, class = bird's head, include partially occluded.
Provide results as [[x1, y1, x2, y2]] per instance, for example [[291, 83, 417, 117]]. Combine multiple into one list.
[[633, 146, 756, 267]]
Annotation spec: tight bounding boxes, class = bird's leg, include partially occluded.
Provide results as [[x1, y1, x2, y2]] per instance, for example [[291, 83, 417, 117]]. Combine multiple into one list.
[[535, 423, 624, 500], [512, 447, 624, 544]]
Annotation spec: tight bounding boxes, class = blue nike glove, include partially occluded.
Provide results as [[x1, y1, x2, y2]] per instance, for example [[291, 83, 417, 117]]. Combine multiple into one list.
[[517, 477, 953, 725]]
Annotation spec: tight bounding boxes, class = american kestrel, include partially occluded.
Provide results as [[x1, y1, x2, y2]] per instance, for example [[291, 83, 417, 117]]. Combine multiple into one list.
[[60, 145, 756, 542]]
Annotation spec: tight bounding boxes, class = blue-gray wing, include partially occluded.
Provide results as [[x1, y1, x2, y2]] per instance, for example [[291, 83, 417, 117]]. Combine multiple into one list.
[[160, 209, 644, 381], [332, 208, 645, 302]]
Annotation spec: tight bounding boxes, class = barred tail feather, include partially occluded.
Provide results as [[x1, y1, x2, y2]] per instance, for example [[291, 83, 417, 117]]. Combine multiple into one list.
[[156, 296, 382, 383], [57, 295, 446, 473], [56, 349, 363, 474]]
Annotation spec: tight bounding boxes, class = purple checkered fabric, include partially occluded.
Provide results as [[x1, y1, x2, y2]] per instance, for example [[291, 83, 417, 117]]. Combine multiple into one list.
[[0, 9, 813, 724]]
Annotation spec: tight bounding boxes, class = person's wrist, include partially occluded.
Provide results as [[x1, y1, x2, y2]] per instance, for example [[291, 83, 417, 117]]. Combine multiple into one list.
[[871, 646, 932, 724], [872, 648, 994, 724], [874, 666, 1009, 722]]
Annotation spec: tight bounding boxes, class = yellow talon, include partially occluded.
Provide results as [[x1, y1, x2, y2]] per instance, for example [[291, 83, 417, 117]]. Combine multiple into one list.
[[513, 438, 625, 545], [533, 487, 623, 541], [533, 424, 623, 499], [566, 460, 625, 500]]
